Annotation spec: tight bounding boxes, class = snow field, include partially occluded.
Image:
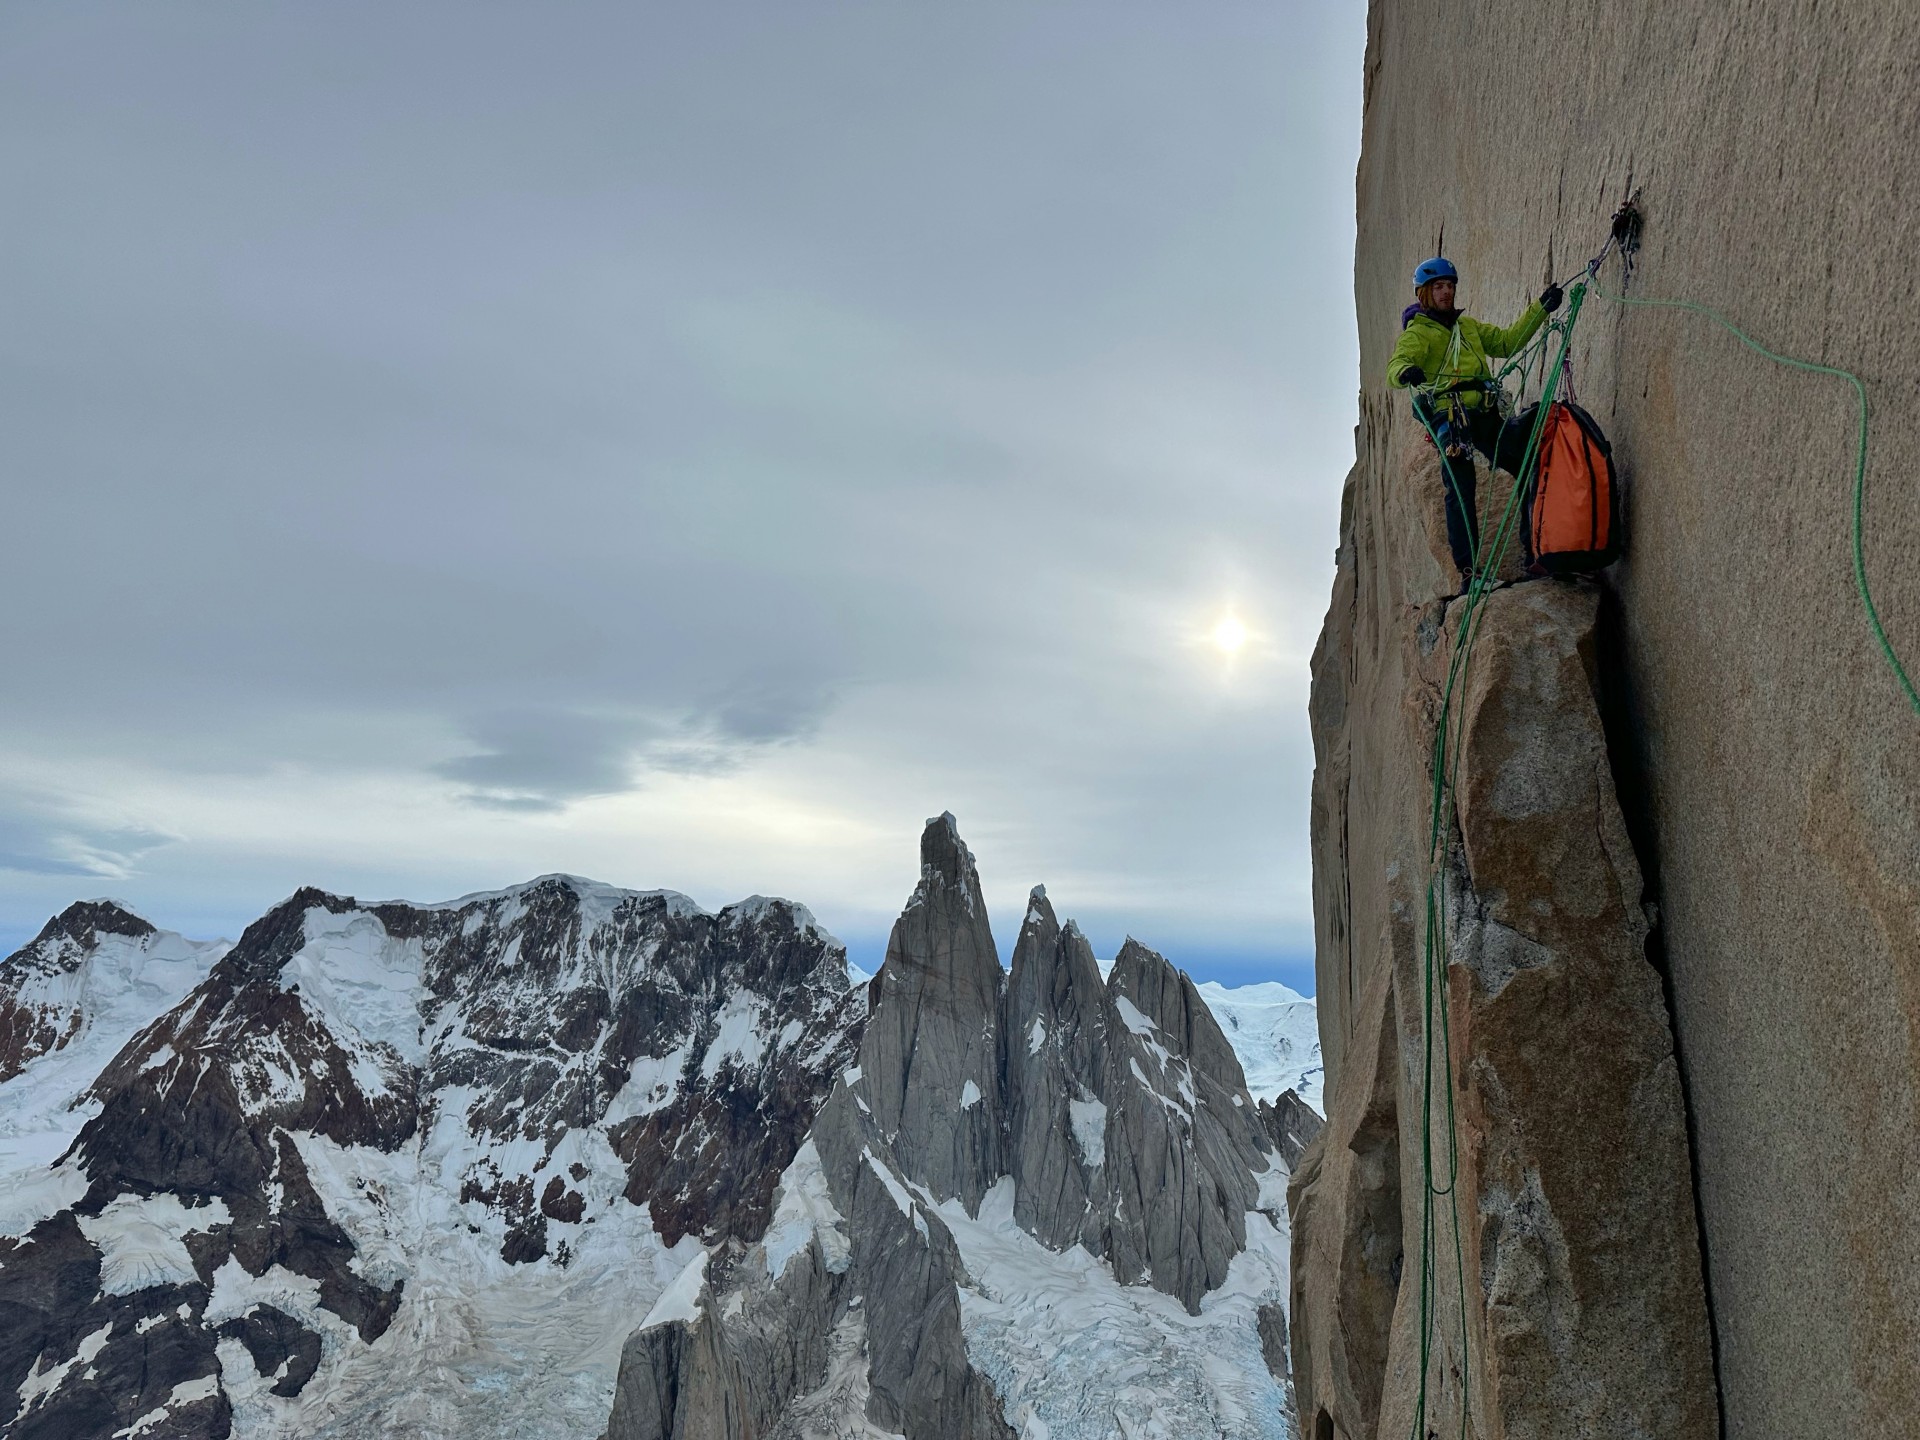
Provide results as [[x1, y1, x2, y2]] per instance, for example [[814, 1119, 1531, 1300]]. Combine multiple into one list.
[[280, 909, 430, 1069], [223, 1113, 700, 1440], [77, 1193, 232, 1296], [0, 925, 227, 1226], [1195, 981, 1323, 1114], [761, 1138, 851, 1280], [932, 1178, 1294, 1440], [640, 1250, 709, 1330]]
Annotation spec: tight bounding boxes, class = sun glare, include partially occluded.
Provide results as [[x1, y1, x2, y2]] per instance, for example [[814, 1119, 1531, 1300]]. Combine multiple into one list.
[[1212, 614, 1247, 655]]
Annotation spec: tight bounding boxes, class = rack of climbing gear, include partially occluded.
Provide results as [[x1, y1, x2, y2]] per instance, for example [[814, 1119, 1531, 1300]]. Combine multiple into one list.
[[1395, 196, 1913, 1440]]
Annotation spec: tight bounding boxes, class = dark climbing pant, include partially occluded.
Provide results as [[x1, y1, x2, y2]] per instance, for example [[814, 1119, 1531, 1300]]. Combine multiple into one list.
[[1413, 394, 1538, 574]]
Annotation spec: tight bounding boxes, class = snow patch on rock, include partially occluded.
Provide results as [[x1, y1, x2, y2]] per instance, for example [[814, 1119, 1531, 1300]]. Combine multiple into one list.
[[601, 1044, 690, 1126], [13, 1320, 112, 1420], [761, 1138, 850, 1279], [115, 1374, 222, 1437], [78, 1193, 231, 1296], [1068, 1095, 1108, 1171], [641, 1250, 710, 1330], [701, 991, 769, 1078]]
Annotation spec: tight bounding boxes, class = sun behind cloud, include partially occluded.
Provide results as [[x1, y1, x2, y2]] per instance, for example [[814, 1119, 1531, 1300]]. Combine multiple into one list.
[[1212, 613, 1248, 655]]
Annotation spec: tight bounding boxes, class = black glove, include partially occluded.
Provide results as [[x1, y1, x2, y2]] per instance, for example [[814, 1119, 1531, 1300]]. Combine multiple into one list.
[[1400, 364, 1426, 386], [1539, 282, 1564, 313]]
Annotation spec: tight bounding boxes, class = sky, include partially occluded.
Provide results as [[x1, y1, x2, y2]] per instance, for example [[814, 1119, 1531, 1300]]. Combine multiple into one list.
[[0, 2, 1364, 992]]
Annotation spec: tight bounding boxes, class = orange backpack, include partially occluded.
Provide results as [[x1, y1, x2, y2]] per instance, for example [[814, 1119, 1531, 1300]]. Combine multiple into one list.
[[1520, 401, 1621, 574]]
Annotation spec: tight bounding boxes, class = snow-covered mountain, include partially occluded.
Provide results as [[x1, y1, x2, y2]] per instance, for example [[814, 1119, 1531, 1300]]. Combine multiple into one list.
[[0, 828, 1319, 1440], [1196, 981, 1322, 1115], [1, 879, 861, 1440], [0, 903, 230, 1220], [606, 817, 1317, 1439]]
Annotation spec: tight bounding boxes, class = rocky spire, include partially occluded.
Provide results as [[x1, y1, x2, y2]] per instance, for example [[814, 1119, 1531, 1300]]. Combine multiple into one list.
[[1001, 888, 1114, 1254], [605, 816, 1303, 1438], [854, 813, 1006, 1212]]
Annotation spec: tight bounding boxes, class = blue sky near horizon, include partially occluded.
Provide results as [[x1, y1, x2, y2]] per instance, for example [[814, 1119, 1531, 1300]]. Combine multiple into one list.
[[0, 3, 1363, 995]]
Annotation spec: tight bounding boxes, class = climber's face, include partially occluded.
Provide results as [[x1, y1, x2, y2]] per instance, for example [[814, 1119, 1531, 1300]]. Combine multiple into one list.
[[1428, 277, 1456, 311]]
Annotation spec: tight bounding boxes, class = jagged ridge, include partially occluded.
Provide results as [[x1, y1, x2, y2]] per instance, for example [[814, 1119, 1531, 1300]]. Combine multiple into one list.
[[610, 815, 1315, 1440]]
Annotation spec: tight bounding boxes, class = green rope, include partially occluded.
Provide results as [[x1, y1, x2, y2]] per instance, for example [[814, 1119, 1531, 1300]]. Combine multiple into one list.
[[1387, 226, 1913, 1440], [1584, 278, 1918, 716], [1401, 282, 1588, 1439], [1391, 251, 1911, 1440]]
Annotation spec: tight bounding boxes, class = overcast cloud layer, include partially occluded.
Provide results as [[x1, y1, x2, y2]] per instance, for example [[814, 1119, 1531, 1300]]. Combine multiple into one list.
[[0, 2, 1363, 989]]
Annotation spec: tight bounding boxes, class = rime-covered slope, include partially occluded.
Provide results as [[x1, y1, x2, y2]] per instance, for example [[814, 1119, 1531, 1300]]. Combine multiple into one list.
[[608, 817, 1306, 1440], [0, 878, 862, 1440]]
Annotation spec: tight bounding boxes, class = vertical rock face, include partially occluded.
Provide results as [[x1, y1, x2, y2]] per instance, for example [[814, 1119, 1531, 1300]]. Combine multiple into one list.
[[1098, 937, 1270, 1307], [856, 813, 1007, 1212], [1001, 889, 1112, 1257], [1003, 902, 1277, 1310], [609, 817, 1298, 1439], [1254, 1091, 1324, 1172], [1291, 444, 1717, 1433], [1445, 586, 1713, 1440], [1332, 3, 1920, 1435]]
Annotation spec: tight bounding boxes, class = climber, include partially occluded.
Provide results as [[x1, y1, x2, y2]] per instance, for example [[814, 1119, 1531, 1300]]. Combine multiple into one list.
[[1387, 257, 1563, 585]]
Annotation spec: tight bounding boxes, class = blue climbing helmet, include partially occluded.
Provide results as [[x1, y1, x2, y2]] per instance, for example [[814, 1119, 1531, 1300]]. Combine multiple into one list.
[[1413, 256, 1458, 289]]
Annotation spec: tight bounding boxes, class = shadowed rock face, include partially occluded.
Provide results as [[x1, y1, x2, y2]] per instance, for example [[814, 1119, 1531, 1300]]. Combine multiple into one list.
[[856, 814, 1007, 1213], [1255, 1091, 1324, 1172], [1001, 891, 1113, 1256], [1292, 537, 1717, 1437], [611, 817, 1295, 1440], [1, 879, 861, 1440], [1008, 913, 1275, 1311]]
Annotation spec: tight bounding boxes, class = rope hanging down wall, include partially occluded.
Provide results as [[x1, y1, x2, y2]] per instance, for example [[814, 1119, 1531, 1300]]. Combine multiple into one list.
[[1396, 208, 1912, 1439]]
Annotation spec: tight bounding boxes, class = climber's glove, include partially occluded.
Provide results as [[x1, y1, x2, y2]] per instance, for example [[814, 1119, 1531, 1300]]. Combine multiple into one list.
[[1539, 282, 1564, 313], [1400, 364, 1427, 387]]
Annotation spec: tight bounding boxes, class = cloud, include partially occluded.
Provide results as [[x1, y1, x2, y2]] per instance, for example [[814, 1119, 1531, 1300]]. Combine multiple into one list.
[[436, 684, 834, 810], [0, 3, 1365, 986], [0, 803, 176, 880], [705, 678, 835, 746], [435, 712, 651, 812]]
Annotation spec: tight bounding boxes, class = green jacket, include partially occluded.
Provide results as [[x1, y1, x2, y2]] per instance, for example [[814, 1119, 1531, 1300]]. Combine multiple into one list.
[[1387, 302, 1547, 408]]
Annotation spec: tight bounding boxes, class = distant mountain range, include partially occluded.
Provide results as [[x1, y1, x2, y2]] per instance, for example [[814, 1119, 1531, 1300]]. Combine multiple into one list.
[[1, 819, 1319, 1439]]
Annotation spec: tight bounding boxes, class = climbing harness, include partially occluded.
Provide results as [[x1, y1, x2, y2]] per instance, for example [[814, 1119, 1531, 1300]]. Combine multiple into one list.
[[1404, 294, 1578, 1440], [1395, 200, 1914, 1440]]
